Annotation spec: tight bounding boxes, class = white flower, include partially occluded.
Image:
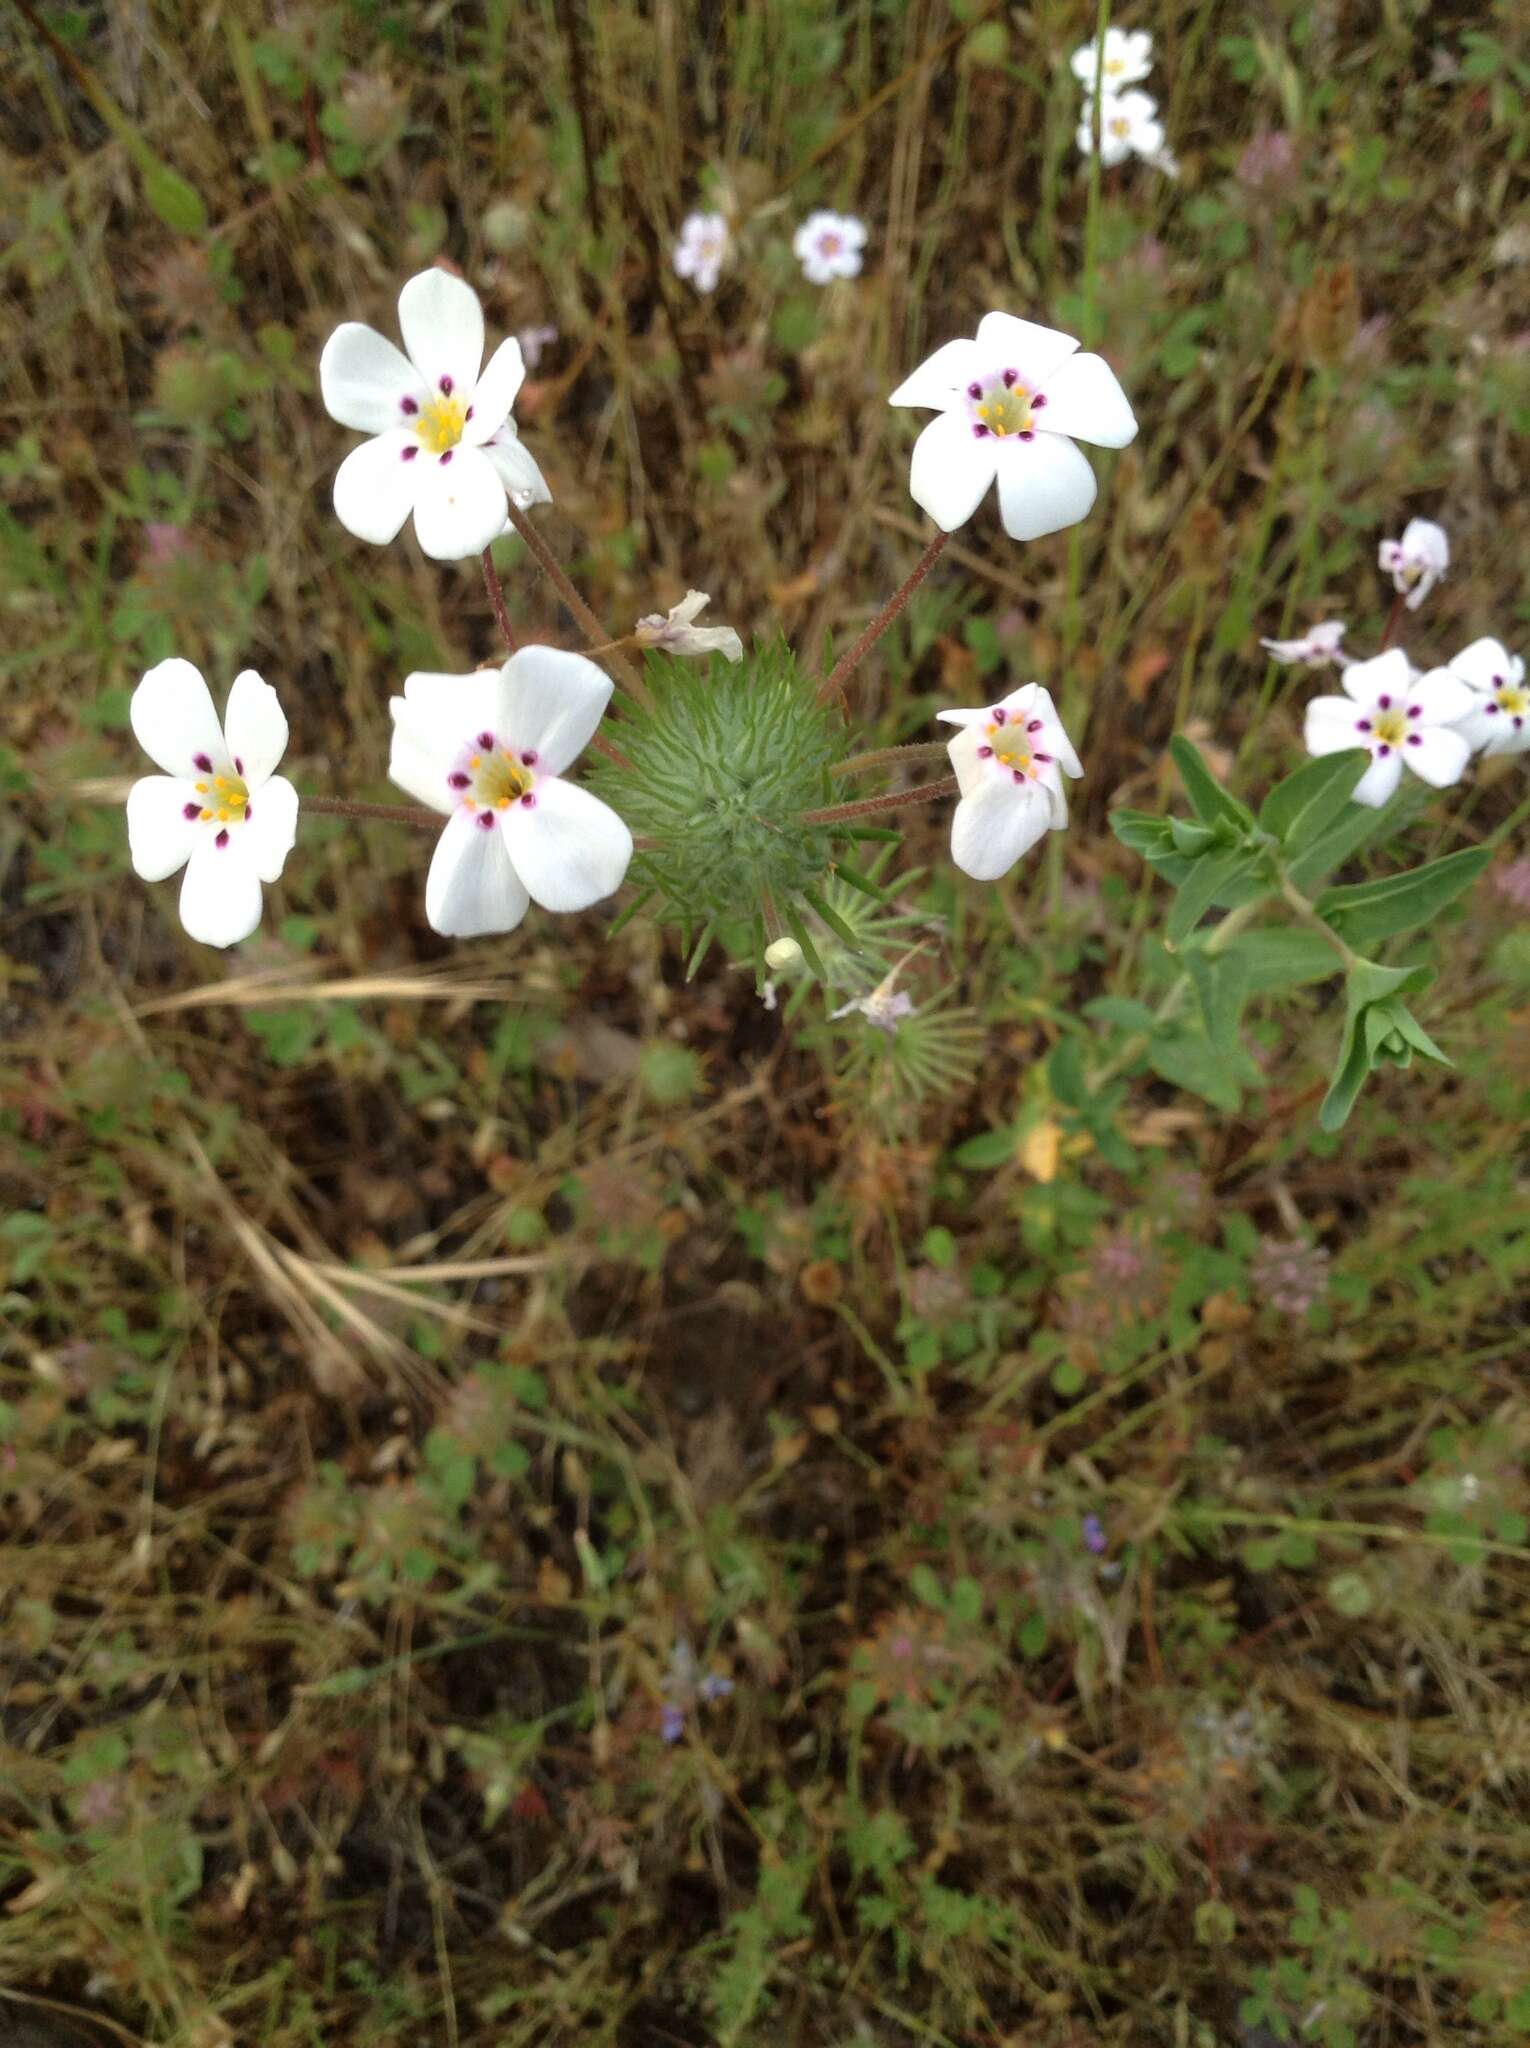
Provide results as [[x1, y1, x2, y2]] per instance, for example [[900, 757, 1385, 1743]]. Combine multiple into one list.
[[635, 590, 744, 663], [388, 647, 632, 938], [320, 268, 551, 563], [888, 312, 1138, 543], [1260, 621, 1348, 668], [1304, 647, 1474, 807], [673, 212, 730, 295], [1437, 637, 1530, 758], [831, 978, 915, 1035], [793, 210, 867, 284], [938, 682, 1083, 879], [1070, 26, 1153, 89], [1077, 89, 1165, 166], [126, 660, 299, 949], [1378, 518, 1449, 610]]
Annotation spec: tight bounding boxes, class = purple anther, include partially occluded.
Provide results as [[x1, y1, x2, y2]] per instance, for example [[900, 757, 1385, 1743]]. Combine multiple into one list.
[[193, 753, 212, 774], [1378, 694, 1392, 710], [520, 792, 536, 808], [477, 732, 495, 749], [977, 745, 994, 759], [183, 802, 200, 819], [973, 424, 991, 439], [234, 756, 244, 774], [521, 750, 538, 766], [1407, 704, 1421, 717], [1357, 719, 1371, 732], [1377, 743, 1391, 757], [448, 772, 470, 789], [475, 810, 496, 831], [439, 449, 453, 465], [992, 707, 1007, 724], [967, 381, 983, 399], [465, 405, 474, 421], [1027, 718, 1044, 733], [1002, 367, 1019, 387], [401, 396, 418, 415], [402, 445, 418, 461], [215, 829, 230, 848], [439, 375, 454, 395], [1019, 429, 1035, 441], [1031, 392, 1047, 409], [1407, 735, 1422, 746]]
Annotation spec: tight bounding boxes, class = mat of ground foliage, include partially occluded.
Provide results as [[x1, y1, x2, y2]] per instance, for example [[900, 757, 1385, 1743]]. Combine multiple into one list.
[[2, 4, 1528, 2045]]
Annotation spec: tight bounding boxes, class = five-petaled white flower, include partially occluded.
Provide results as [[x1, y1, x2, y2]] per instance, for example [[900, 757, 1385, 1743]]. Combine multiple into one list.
[[126, 659, 300, 949], [320, 268, 550, 563], [388, 647, 632, 938], [1439, 638, 1530, 758], [1078, 89, 1165, 166], [1304, 647, 1473, 808], [889, 313, 1137, 543], [793, 210, 867, 285], [938, 682, 1083, 879], [1260, 621, 1348, 668], [635, 590, 744, 664], [1070, 25, 1153, 90], [673, 212, 730, 295], [1378, 518, 1449, 611]]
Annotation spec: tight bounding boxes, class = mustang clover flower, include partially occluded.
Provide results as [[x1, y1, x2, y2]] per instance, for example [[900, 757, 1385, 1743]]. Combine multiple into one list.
[[673, 212, 730, 294], [889, 313, 1137, 543], [126, 660, 300, 948], [1439, 638, 1530, 758], [938, 682, 1082, 879], [1260, 620, 1348, 668], [1078, 89, 1165, 166], [635, 590, 744, 663], [1070, 25, 1153, 89], [793, 210, 868, 284], [388, 648, 632, 938], [320, 268, 550, 562], [1303, 647, 1473, 807], [1378, 518, 1449, 610]]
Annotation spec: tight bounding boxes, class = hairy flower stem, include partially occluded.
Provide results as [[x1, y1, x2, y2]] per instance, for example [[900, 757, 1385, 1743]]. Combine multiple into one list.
[[304, 795, 441, 830], [481, 548, 517, 653], [799, 774, 957, 827], [816, 531, 949, 705], [1378, 591, 1406, 651], [831, 740, 949, 778], [503, 501, 652, 708]]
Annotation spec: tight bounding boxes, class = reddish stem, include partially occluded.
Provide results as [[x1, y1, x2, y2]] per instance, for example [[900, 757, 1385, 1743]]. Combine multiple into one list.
[[1378, 590, 1406, 651], [816, 530, 950, 705], [305, 796, 441, 830], [503, 500, 650, 705], [482, 548, 517, 653], [799, 774, 958, 827]]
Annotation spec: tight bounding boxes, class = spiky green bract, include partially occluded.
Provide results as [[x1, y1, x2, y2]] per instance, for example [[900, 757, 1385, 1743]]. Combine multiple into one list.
[[589, 641, 848, 955]]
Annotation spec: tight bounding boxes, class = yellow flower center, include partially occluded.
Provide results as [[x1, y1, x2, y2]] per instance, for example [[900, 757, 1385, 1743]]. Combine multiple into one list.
[[1106, 56, 1125, 74], [1498, 685, 1528, 716], [985, 721, 1037, 776], [975, 386, 1034, 438], [1371, 709, 1407, 747], [194, 770, 249, 825], [416, 392, 468, 455], [468, 749, 530, 811], [1109, 114, 1132, 138]]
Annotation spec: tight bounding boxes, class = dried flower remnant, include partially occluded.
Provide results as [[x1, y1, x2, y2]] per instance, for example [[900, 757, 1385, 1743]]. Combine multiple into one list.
[[1260, 620, 1347, 668], [635, 590, 744, 663], [1378, 517, 1450, 610]]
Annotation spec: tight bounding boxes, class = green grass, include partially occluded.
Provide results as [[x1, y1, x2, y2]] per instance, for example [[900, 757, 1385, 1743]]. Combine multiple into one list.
[[2, 2, 1529, 2044]]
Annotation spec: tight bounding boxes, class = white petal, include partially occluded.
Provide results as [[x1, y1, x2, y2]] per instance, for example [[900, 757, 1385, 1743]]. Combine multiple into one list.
[[1401, 517, 1448, 568], [397, 268, 485, 398], [223, 670, 288, 786], [1447, 637, 1514, 694], [319, 322, 427, 433], [463, 337, 526, 445], [126, 776, 199, 881], [178, 839, 263, 948], [887, 338, 985, 410], [496, 647, 613, 776], [1402, 726, 1470, 789], [483, 428, 553, 509], [974, 313, 1080, 385], [243, 774, 300, 883], [1340, 647, 1411, 705], [944, 723, 988, 797], [1477, 709, 1530, 757], [994, 433, 1098, 542], [401, 667, 504, 744], [503, 778, 632, 913], [424, 813, 530, 938], [1018, 684, 1083, 777], [1352, 751, 1404, 808], [131, 658, 225, 778], [1035, 353, 1138, 448], [950, 782, 1055, 881], [388, 694, 460, 814], [1305, 697, 1368, 755], [410, 445, 508, 561], [936, 706, 988, 728], [333, 429, 421, 546], [908, 411, 998, 531], [1407, 669, 1476, 727]]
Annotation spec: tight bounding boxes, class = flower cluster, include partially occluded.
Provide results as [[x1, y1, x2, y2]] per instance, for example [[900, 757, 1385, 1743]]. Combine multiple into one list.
[[1071, 27, 1174, 175], [672, 204, 869, 294]]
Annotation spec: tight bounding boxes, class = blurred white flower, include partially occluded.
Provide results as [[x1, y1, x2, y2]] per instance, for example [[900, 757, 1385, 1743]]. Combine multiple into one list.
[[320, 268, 551, 561], [1304, 647, 1473, 807], [126, 660, 299, 949], [1078, 89, 1165, 166], [673, 212, 730, 294], [1260, 621, 1348, 668], [793, 210, 867, 284], [832, 976, 915, 1035], [388, 647, 632, 938], [1070, 26, 1153, 90], [1438, 638, 1530, 758], [1378, 518, 1449, 610], [889, 312, 1137, 542], [517, 322, 558, 370], [635, 590, 744, 663], [938, 682, 1082, 880]]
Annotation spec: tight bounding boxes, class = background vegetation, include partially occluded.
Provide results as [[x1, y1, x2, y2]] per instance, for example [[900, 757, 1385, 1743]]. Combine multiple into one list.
[[2, 1, 1528, 2043]]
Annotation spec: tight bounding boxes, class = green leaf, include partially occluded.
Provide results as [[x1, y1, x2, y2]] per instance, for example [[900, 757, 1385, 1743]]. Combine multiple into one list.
[[1282, 781, 1431, 894], [1224, 926, 1341, 991], [1186, 950, 1257, 1073], [1167, 851, 1264, 946], [1148, 1031, 1247, 1112], [1317, 846, 1490, 949], [1047, 1035, 1089, 1108], [1319, 961, 1440, 1132], [142, 161, 209, 235], [1258, 748, 1369, 845], [1169, 735, 1256, 831], [954, 1127, 1017, 1169]]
